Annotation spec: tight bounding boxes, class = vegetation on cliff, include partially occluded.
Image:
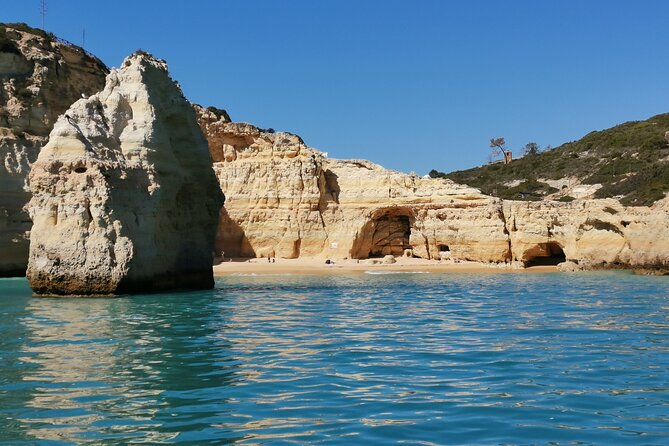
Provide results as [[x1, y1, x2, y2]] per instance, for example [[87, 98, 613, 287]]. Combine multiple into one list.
[[431, 113, 669, 206], [0, 23, 52, 50], [0, 22, 106, 69]]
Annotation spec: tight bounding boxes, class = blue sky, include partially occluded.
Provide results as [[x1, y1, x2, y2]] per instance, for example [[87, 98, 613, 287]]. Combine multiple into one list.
[[3, 1, 669, 174]]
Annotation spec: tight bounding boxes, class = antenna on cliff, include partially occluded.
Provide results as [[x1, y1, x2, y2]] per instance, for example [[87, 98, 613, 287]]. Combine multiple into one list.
[[82, 27, 86, 49], [39, 0, 47, 30]]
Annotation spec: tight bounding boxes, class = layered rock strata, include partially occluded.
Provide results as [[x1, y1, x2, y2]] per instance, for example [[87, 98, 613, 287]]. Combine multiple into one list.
[[198, 111, 509, 262], [201, 111, 669, 270], [196, 107, 334, 258], [505, 198, 669, 269], [0, 24, 108, 275], [27, 52, 224, 295]]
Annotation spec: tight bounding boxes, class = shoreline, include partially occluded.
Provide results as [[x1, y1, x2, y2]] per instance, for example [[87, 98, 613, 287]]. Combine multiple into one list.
[[213, 257, 558, 276]]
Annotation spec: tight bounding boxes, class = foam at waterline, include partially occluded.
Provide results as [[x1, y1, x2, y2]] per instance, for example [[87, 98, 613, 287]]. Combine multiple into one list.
[[229, 273, 297, 277], [364, 271, 431, 275]]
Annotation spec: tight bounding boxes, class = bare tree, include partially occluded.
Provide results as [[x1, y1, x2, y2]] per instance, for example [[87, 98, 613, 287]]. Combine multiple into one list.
[[489, 137, 506, 162]]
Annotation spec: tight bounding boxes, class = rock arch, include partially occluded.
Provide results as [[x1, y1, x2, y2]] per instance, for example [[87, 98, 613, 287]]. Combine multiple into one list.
[[522, 241, 566, 267], [351, 207, 414, 259]]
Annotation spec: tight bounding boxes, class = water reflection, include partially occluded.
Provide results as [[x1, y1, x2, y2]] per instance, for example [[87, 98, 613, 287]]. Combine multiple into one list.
[[15, 291, 238, 443]]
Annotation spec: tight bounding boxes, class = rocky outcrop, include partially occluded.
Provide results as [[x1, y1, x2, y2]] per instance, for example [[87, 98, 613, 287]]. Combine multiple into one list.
[[0, 24, 108, 276], [197, 109, 510, 262], [201, 111, 669, 270], [320, 159, 510, 262], [27, 52, 224, 295], [504, 198, 669, 269], [196, 107, 330, 259]]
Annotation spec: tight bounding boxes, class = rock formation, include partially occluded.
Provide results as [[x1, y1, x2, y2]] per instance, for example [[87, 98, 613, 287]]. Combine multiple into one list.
[[0, 24, 108, 276], [26, 52, 224, 295], [505, 199, 669, 270], [3, 24, 664, 284], [199, 110, 669, 271], [197, 110, 508, 262], [196, 106, 333, 259]]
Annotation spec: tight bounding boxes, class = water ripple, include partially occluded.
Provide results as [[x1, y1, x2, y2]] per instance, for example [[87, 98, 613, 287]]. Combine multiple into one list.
[[0, 273, 668, 444]]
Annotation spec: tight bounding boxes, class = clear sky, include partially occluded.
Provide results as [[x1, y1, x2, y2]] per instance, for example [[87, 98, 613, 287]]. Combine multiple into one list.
[[3, 1, 669, 174]]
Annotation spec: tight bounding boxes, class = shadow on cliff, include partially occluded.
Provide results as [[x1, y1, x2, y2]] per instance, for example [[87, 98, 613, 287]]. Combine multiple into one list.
[[320, 169, 340, 205], [214, 207, 254, 260]]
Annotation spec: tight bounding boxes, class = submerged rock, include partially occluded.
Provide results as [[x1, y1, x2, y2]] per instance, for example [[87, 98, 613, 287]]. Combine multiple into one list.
[[0, 23, 108, 276], [26, 52, 224, 295]]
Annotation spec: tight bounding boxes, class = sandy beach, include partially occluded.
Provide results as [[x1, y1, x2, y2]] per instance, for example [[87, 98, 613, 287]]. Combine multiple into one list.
[[213, 257, 557, 276]]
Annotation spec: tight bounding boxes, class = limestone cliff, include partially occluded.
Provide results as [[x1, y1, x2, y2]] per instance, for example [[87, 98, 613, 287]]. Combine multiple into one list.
[[504, 199, 669, 269], [197, 109, 509, 262], [200, 110, 669, 271], [0, 23, 108, 276], [27, 52, 224, 295], [319, 159, 510, 262], [196, 106, 329, 258]]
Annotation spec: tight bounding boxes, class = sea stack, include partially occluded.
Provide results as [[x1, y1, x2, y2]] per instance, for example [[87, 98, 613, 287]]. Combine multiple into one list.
[[0, 23, 108, 276], [26, 52, 224, 295]]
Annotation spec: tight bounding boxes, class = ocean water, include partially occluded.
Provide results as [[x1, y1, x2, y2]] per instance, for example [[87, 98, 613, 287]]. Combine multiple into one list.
[[1, 272, 668, 445]]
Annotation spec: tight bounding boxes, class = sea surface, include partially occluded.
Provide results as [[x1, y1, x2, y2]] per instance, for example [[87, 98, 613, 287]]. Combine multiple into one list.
[[1, 272, 668, 445]]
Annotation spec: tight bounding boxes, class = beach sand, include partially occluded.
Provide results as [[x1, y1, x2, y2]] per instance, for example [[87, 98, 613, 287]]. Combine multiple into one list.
[[213, 257, 557, 276]]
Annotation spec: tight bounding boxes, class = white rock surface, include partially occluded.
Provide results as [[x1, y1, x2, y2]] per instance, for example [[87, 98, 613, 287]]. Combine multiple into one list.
[[27, 52, 224, 295], [0, 24, 107, 275]]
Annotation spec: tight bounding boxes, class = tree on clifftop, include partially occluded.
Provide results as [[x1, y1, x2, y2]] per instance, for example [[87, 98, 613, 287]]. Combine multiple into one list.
[[523, 142, 540, 156], [489, 137, 506, 163]]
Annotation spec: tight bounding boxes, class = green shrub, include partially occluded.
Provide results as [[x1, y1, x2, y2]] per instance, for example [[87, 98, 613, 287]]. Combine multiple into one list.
[[433, 112, 669, 205], [2, 23, 51, 40]]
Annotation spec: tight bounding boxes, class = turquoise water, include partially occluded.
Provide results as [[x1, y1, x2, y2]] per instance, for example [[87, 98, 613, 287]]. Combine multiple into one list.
[[1, 272, 668, 445]]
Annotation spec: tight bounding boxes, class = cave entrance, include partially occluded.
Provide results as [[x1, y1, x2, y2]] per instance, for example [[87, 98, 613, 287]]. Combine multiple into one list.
[[369, 214, 411, 257], [351, 208, 413, 259], [522, 242, 566, 267]]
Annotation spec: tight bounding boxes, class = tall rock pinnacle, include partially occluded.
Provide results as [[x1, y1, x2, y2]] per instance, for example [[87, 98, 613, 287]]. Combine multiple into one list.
[[26, 52, 224, 295]]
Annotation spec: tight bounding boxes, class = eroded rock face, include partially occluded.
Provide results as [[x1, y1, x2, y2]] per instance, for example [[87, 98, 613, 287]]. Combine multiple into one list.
[[504, 199, 669, 269], [196, 107, 329, 259], [0, 24, 108, 276], [320, 159, 510, 262], [201, 110, 669, 270], [197, 109, 510, 261], [27, 53, 224, 295]]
